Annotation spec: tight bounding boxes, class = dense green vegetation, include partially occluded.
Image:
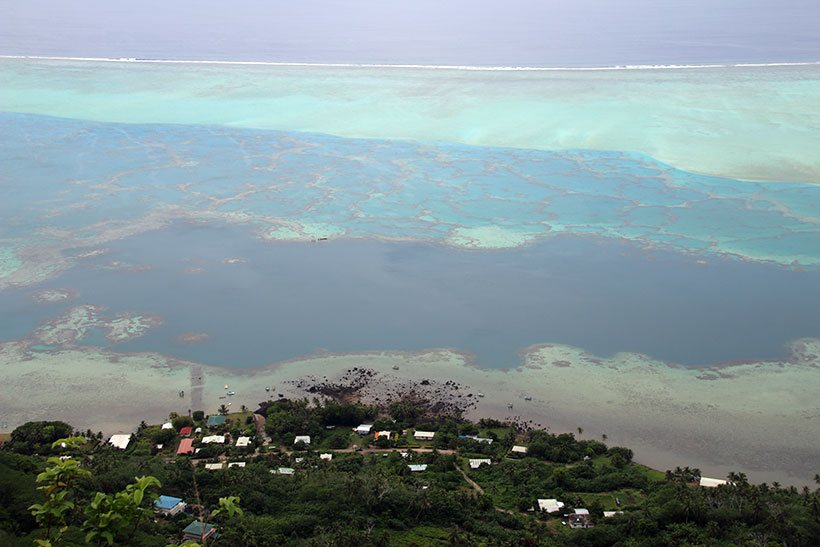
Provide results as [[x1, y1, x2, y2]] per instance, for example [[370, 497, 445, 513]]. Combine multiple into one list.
[[1, 399, 818, 545]]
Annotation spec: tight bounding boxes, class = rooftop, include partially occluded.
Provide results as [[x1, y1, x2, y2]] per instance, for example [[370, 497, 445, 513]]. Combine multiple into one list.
[[206, 415, 227, 427], [108, 434, 131, 450], [154, 495, 183, 510]]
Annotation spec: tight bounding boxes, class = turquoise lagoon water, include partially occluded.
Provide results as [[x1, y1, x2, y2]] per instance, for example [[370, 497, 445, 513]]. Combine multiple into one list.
[[3, 223, 820, 369], [2, 113, 819, 266], [1, 112, 819, 369]]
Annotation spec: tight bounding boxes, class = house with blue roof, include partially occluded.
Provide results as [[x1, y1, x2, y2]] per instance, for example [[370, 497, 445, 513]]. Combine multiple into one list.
[[154, 495, 186, 516]]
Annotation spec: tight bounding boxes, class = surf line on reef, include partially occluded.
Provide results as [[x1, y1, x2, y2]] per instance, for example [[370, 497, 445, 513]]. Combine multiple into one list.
[[3, 55, 820, 72]]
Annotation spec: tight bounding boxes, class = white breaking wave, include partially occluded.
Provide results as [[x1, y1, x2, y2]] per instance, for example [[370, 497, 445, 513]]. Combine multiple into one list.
[[2, 55, 820, 72]]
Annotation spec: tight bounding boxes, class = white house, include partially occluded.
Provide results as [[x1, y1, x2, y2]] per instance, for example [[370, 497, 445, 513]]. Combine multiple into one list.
[[414, 430, 436, 441], [294, 435, 311, 445], [108, 434, 131, 450], [511, 445, 528, 454], [320, 453, 333, 461], [469, 459, 492, 469], [201, 435, 226, 444], [204, 463, 223, 470], [537, 499, 565, 513], [235, 436, 251, 448], [354, 424, 373, 435], [227, 462, 246, 468], [699, 477, 729, 488], [374, 431, 393, 440], [408, 464, 428, 472], [603, 511, 624, 518], [569, 508, 594, 529], [161, 422, 173, 430], [274, 467, 294, 475]]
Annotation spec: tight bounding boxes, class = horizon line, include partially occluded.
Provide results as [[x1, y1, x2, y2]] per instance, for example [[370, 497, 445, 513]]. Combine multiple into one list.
[[2, 54, 820, 72]]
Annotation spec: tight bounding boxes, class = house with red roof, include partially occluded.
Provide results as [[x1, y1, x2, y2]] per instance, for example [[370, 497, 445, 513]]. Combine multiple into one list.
[[177, 438, 195, 456], [179, 426, 193, 437]]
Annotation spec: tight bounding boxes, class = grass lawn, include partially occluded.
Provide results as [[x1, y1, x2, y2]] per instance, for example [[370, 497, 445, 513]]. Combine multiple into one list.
[[390, 525, 451, 546], [576, 489, 645, 510]]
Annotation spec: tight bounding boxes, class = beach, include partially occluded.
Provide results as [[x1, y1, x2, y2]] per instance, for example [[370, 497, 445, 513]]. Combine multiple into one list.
[[2, 337, 818, 486]]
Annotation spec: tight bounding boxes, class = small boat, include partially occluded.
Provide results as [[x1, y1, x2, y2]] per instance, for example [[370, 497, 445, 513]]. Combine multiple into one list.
[[265, 386, 271, 392], [524, 396, 532, 401], [477, 393, 485, 398], [392, 365, 400, 370], [179, 390, 185, 398], [227, 391, 236, 396], [507, 403, 514, 409], [224, 384, 229, 390]]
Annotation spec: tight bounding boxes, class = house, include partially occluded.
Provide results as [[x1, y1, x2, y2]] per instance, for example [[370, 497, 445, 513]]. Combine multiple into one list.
[[408, 464, 428, 472], [235, 436, 251, 448], [108, 434, 131, 450], [537, 499, 565, 513], [469, 458, 492, 469], [568, 508, 594, 529], [354, 424, 373, 435], [176, 438, 195, 456], [320, 453, 333, 461], [511, 445, 528, 454], [194, 427, 202, 434], [294, 435, 311, 445], [154, 495, 186, 516], [179, 426, 193, 437], [460, 435, 493, 444], [206, 415, 227, 428], [374, 431, 393, 441], [201, 435, 226, 444], [413, 430, 436, 441], [274, 467, 295, 475], [204, 463, 223, 470], [161, 422, 173, 430], [227, 462, 245, 468], [603, 511, 624, 518], [182, 520, 217, 542], [699, 477, 729, 488]]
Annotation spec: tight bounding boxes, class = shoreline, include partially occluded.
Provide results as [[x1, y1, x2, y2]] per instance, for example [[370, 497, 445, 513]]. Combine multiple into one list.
[[2, 338, 818, 486], [3, 54, 820, 72]]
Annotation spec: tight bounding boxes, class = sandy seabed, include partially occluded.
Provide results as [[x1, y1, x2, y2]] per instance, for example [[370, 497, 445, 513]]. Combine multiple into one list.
[[1, 338, 818, 486]]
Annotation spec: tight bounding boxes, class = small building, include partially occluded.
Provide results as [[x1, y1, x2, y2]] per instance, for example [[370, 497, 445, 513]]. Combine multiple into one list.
[[414, 430, 436, 441], [537, 499, 565, 513], [408, 464, 428, 472], [603, 511, 624, 518], [460, 435, 493, 444], [699, 477, 729, 488], [354, 424, 373, 435], [161, 422, 174, 430], [182, 520, 217, 542], [204, 463, 223, 470], [235, 436, 251, 448], [194, 427, 202, 434], [274, 467, 295, 475], [374, 431, 393, 441], [568, 508, 594, 529], [294, 435, 311, 445], [469, 458, 492, 469], [206, 415, 227, 428], [176, 438, 195, 456], [320, 453, 333, 461], [108, 434, 131, 450], [201, 435, 226, 444], [511, 445, 528, 454], [179, 426, 193, 437], [154, 495, 186, 516], [227, 462, 245, 468]]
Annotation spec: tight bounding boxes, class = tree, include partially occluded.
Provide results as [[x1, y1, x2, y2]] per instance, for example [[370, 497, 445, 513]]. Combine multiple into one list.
[[577, 427, 583, 437], [8, 421, 74, 455], [82, 476, 161, 545], [217, 405, 229, 416], [28, 437, 90, 546]]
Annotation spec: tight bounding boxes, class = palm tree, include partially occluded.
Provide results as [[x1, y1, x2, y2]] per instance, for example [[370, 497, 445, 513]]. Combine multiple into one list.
[[601, 433, 607, 442], [218, 404, 229, 416], [576, 427, 583, 437]]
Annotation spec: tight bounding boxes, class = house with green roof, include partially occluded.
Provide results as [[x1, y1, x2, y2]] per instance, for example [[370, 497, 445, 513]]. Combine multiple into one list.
[[182, 520, 217, 542], [206, 415, 226, 428]]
